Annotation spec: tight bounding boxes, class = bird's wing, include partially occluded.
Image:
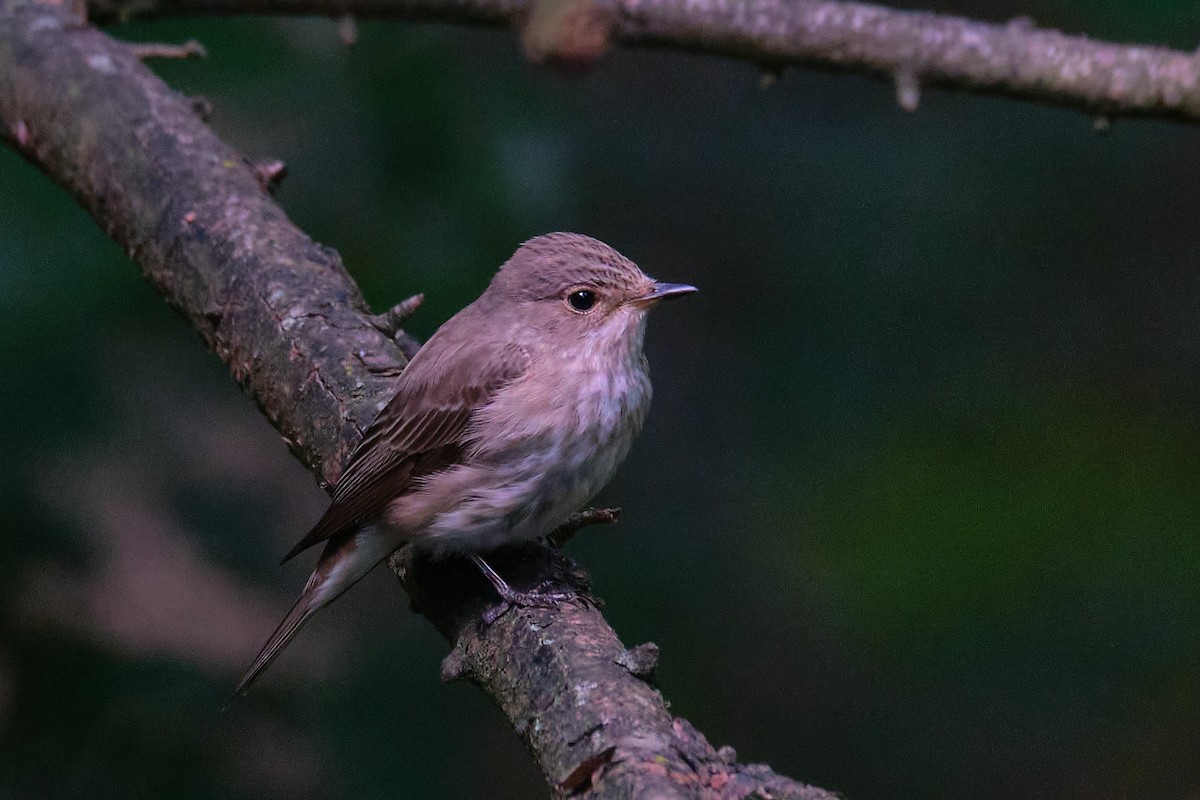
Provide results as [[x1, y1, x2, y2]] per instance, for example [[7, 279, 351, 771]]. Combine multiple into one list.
[[281, 335, 529, 562]]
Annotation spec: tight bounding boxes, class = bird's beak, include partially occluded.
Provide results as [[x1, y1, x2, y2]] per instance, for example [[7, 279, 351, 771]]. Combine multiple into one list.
[[634, 281, 698, 306]]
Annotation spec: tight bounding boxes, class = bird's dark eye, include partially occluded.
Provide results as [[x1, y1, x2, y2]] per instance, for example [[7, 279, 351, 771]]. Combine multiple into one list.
[[567, 289, 598, 312]]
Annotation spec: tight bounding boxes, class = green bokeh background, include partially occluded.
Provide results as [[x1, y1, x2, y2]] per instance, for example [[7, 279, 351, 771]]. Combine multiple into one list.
[[2, 2, 1199, 798]]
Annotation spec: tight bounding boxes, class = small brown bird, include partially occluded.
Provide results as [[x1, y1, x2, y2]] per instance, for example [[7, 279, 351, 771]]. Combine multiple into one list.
[[235, 232, 695, 695]]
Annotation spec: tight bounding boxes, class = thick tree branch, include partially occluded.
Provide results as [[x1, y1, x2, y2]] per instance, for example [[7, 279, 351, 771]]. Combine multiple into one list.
[[89, 0, 1200, 122], [0, 2, 833, 797], [0, 0, 396, 487]]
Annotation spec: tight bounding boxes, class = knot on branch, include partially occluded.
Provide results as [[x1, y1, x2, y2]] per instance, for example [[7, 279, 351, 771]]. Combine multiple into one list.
[[8, 119, 30, 149], [252, 158, 287, 193], [368, 293, 425, 363], [518, 0, 615, 72], [614, 641, 659, 681], [547, 505, 621, 548], [440, 640, 470, 682], [894, 67, 921, 112], [337, 13, 358, 46], [187, 95, 213, 121]]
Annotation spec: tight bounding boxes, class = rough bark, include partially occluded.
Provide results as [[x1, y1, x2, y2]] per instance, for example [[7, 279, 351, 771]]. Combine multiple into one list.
[[88, 0, 1200, 122], [0, 0, 398, 488], [393, 546, 835, 799], [0, 1, 834, 797]]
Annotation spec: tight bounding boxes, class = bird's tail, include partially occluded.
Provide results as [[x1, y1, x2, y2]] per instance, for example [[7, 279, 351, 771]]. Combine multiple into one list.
[[231, 584, 323, 700], [231, 525, 400, 701]]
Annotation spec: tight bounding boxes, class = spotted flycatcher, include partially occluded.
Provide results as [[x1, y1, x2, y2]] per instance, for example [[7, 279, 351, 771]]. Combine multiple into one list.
[[235, 232, 696, 694]]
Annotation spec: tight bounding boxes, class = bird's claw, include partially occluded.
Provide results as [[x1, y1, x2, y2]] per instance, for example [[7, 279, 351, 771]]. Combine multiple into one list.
[[481, 584, 574, 624]]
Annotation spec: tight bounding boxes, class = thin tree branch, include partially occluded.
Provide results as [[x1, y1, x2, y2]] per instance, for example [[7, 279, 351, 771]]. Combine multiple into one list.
[[128, 37, 206, 59], [0, 1, 834, 797], [88, 0, 1200, 122]]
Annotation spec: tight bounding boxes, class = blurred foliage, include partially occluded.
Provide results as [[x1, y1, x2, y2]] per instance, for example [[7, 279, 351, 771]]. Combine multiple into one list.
[[2, 2, 1199, 799]]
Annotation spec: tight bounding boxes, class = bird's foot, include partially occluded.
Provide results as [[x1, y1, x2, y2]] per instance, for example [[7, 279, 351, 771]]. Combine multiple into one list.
[[470, 553, 575, 624], [480, 583, 574, 624]]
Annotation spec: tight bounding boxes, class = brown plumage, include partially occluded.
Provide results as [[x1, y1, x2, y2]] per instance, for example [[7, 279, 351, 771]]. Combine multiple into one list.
[[281, 339, 529, 562], [234, 232, 695, 697]]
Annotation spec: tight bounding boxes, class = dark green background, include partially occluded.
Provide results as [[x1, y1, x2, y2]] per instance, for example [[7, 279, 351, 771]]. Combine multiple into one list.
[[2, 1, 1198, 797]]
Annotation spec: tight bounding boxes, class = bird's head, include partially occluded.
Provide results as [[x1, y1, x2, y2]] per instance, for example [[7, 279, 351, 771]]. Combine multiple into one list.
[[485, 232, 696, 343]]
